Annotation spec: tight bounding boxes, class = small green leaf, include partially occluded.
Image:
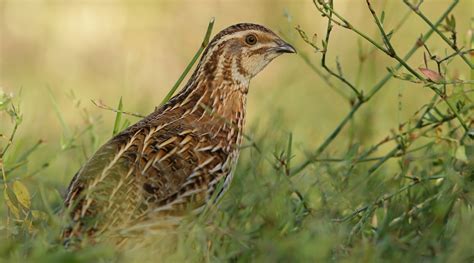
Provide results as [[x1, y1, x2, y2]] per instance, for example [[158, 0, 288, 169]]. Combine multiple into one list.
[[400, 73, 415, 81], [455, 146, 467, 162], [386, 30, 394, 40], [456, 100, 465, 112], [13, 180, 31, 210], [380, 11, 386, 24], [446, 15, 456, 30], [31, 210, 48, 221], [322, 39, 327, 49], [4, 188, 20, 218]]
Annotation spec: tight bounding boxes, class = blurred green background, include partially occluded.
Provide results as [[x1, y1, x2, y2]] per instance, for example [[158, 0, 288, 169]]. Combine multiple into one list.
[[0, 0, 473, 262], [1, 0, 472, 187]]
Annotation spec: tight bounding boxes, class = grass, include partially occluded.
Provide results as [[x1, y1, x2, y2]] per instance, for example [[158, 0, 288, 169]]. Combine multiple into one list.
[[1, 0, 473, 262]]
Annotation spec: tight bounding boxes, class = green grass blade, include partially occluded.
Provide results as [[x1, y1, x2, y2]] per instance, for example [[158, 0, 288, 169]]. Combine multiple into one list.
[[286, 132, 293, 174], [159, 18, 215, 106], [46, 87, 71, 147], [112, 97, 123, 136]]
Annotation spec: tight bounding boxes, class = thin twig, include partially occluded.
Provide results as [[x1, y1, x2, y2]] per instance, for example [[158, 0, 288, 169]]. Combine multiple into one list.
[[299, 52, 350, 100], [0, 121, 19, 158], [403, 0, 473, 68], [362, 1, 468, 132], [291, 0, 460, 175], [91, 100, 145, 118], [332, 178, 432, 222], [320, 0, 363, 101], [366, 0, 396, 56]]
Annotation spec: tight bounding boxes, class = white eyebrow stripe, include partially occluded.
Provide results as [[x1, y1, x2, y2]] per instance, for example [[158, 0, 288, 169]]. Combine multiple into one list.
[[211, 30, 264, 46]]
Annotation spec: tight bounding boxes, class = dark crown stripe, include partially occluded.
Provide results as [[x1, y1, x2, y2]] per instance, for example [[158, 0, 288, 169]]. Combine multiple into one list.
[[199, 23, 275, 63], [210, 23, 274, 45]]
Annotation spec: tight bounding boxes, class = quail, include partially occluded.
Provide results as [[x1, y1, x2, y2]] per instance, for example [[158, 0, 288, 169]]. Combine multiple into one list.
[[63, 23, 296, 245]]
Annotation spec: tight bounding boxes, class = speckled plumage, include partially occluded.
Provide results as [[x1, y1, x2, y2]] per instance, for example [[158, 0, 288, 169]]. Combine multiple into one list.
[[62, 23, 295, 246]]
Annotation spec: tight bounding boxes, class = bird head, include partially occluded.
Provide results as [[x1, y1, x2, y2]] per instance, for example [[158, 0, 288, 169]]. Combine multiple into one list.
[[198, 23, 296, 84]]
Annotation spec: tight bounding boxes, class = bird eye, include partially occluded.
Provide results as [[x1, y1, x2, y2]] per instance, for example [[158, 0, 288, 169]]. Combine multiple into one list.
[[245, 34, 257, 45]]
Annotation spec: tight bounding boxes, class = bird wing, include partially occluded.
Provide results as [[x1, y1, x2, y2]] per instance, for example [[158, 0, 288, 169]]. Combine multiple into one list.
[[63, 113, 230, 240]]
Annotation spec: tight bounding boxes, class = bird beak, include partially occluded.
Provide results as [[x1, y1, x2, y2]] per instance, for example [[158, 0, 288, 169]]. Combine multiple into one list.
[[273, 41, 297, 54]]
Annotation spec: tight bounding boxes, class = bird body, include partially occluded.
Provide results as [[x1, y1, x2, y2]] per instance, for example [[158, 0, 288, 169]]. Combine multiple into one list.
[[63, 23, 295, 245]]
